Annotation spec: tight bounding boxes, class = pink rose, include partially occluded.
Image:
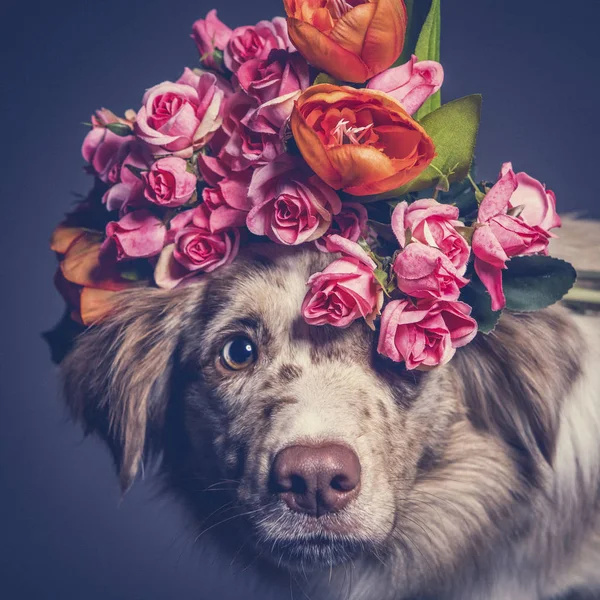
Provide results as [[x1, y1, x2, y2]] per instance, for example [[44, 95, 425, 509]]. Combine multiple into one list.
[[367, 55, 444, 115], [102, 142, 151, 213], [501, 162, 561, 232], [164, 209, 194, 244], [154, 204, 239, 289], [315, 203, 368, 252], [378, 299, 477, 370], [242, 89, 300, 135], [393, 243, 469, 301], [246, 158, 342, 245], [197, 151, 230, 186], [191, 10, 232, 71], [391, 199, 470, 273], [236, 50, 309, 105], [202, 170, 253, 230], [101, 210, 166, 261], [211, 92, 284, 172], [82, 109, 133, 183], [224, 18, 291, 73], [142, 157, 197, 207], [176, 66, 233, 97], [472, 167, 551, 311], [135, 70, 225, 157], [302, 236, 383, 328]]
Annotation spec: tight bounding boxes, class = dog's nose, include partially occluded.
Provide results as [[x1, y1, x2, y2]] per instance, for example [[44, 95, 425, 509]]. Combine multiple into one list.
[[270, 444, 361, 517]]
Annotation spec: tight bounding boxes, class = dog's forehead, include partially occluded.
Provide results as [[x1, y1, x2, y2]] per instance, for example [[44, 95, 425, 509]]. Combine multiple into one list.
[[200, 245, 334, 338]]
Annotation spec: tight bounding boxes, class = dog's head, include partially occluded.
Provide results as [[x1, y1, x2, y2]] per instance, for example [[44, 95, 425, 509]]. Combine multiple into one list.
[[61, 244, 581, 582]]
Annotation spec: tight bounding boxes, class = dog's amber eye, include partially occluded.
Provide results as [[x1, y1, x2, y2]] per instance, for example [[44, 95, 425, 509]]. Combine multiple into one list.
[[220, 337, 257, 371]]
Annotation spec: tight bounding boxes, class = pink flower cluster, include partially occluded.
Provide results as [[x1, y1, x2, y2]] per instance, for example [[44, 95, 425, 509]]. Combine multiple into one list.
[[80, 10, 444, 293], [84, 11, 428, 290], [72, 7, 563, 371], [302, 164, 560, 370]]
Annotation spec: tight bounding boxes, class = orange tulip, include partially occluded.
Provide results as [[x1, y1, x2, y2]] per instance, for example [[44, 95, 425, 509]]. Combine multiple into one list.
[[283, 0, 407, 83], [290, 84, 435, 196], [51, 224, 143, 325]]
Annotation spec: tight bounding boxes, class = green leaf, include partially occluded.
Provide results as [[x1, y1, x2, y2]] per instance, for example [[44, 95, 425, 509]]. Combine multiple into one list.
[[355, 94, 482, 203], [503, 256, 577, 312], [105, 122, 133, 137], [124, 164, 146, 180], [414, 0, 441, 119], [313, 72, 342, 86], [373, 268, 389, 288], [119, 269, 142, 282], [460, 275, 502, 334]]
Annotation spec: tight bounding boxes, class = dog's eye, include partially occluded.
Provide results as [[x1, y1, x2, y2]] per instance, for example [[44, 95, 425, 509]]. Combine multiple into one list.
[[220, 337, 257, 371]]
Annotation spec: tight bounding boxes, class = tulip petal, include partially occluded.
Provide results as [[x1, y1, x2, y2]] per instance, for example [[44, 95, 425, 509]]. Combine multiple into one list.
[[286, 19, 370, 82], [329, 4, 374, 57], [291, 108, 343, 189], [80, 287, 119, 325], [328, 144, 396, 189], [361, 0, 406, 77], [50, 226, 85, 255], [61, 233, 132, 291]]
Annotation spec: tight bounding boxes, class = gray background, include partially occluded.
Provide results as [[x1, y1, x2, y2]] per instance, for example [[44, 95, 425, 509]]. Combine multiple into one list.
[[1, 0, 599, 598]]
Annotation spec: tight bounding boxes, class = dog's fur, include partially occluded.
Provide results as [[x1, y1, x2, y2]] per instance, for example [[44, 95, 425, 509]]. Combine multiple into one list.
[[61, 217, 600, 600]]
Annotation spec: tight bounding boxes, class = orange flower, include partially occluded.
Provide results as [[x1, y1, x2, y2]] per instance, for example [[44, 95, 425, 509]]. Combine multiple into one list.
[[51, 224, 143, 325], [283, 0, 407, 83], [290, 84, 435, 196]]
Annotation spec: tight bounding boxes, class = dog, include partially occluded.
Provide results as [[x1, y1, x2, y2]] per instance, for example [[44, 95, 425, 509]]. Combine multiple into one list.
[[60, 216, 600, 600]]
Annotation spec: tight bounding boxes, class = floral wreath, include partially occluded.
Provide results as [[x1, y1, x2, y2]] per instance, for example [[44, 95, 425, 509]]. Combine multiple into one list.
[[49, 0, 576, 371]]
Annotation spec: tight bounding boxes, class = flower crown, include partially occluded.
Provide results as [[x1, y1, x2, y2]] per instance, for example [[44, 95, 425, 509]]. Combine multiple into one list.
[[50, 0, 576, 370]]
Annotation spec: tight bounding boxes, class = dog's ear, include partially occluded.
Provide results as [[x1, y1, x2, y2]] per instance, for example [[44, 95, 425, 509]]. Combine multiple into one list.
[[452, 308, 583, 476], [61, 285, 199, 491]]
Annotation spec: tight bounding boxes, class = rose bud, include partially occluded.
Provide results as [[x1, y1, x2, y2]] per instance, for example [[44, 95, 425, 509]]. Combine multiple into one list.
[[135, 69, 225, 158], [315, 202, 368, 252], [393, 243, 469, 301], [191, 10, 232, 71], [377, 298, 478, 370], [367, 55, 444, 115], [82, 108, 133, 183], [208, 91, 284, 173], [472, 167, 551, 311], [154, 204, 239, 289], [501, 162, 561, 233], [246, 157, 342, 245], [236, 49, 309, 105], [202, 170, 253, 230], [101, 210, 166, 261], [291, 84, 435, 196], [302, 235, 383, 328], [102, 142, 150, 214], [142, 157, 197, 208], [391, 199, 470, 272], [224, 17, 291, 73], [283, 0, 407, 83]]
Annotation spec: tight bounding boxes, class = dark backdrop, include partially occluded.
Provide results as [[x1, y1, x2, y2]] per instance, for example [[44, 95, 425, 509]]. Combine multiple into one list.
[[1, 1, 599, 599]]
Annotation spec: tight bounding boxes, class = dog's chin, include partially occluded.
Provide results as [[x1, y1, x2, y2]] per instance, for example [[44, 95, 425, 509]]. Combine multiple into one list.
[[258, 534, 368, 571], [247, 507, 387, 571]]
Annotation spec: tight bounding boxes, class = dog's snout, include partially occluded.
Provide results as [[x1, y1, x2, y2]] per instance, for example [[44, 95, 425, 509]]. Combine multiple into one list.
[[270, 444, 361, 517]]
